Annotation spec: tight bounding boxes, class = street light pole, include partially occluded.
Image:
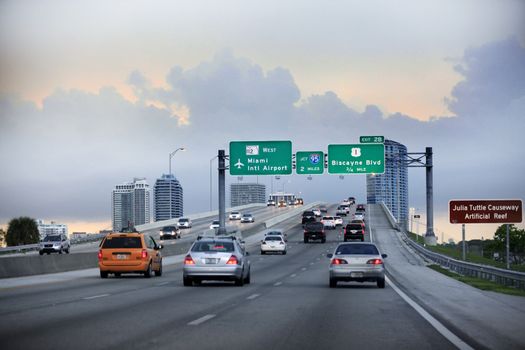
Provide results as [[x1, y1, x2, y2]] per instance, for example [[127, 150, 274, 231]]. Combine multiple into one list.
[[169, 147, 185, 219]]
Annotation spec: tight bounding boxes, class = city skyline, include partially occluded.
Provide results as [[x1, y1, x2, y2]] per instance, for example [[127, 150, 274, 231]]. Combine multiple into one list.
[[1, 1, 524, 242]]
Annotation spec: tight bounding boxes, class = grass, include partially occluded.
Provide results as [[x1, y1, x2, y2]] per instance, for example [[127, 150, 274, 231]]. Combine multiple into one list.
[[427, 264, 525, 297], [406, 232, 525, 273]]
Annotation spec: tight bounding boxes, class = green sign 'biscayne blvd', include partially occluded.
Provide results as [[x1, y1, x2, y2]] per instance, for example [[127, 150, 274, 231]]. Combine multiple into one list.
[[328, 144, 385, 174], [296, 151, 324, 175], [229, 141, 292, 175]]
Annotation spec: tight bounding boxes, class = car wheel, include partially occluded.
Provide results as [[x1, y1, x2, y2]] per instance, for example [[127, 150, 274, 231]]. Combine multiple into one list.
[[261, 251, 265, 255], [304, 238, 308, 243], [361, 238, 365, 242], [59, 248, 62, 254], [244, 269, 251, 284], [39, 251, 43, 256], [155, 261, 163, 277], [282, 250, 287, 255], [183, 277, 192, 286], [100, 271, 108, 279], [322, 238, 326, 243], [377, 278, 385, 289], [235, 272, 245, 286], [144, 263, 152, 278], [329, 278, 337, 288], [66, 248, 70, 254]]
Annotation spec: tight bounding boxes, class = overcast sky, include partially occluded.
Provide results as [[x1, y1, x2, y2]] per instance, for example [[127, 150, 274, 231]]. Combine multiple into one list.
[[1, 0, 524, 241]]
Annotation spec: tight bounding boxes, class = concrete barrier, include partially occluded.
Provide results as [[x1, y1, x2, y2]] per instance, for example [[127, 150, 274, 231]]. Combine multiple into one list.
[[264, 201, 322, 228]]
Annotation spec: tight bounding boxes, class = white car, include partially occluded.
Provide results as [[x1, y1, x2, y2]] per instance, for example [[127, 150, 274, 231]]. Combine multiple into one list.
[[177, 218, 192, 228], [209, 220, 220, 229], [261, 235, 287, 255], [312, 208, 322, 217], [354, 213, 365, 221], [336, 206, 347, 216], [229, 211, 242, 220], [240, 213, 254, 223], [321, 216, 336, 229], [264, 229, 288, 242], [334, 216, 344, 226]]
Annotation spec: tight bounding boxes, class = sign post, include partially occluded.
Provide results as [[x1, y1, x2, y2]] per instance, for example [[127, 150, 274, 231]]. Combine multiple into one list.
[[229, 141, 292, 176], [295, 151, 324, 175], [449, 199, 523, 263], [327, 144, 385, 174]]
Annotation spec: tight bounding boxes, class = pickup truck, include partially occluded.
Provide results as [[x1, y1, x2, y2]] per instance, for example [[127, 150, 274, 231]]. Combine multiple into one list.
[[302, 210, 317, 225], [303, 222, 326, 243]]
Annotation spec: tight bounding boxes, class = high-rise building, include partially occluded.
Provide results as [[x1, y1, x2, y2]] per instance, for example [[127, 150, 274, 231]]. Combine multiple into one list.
[[366, 139, 408, 228], [36, 220, 68, 239], [112, 178, 151, 231], [153, 174, 183, 221], [230, 183, 266, 207]]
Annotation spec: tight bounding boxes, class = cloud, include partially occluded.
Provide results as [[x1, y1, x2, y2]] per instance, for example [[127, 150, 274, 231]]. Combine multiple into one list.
[[0, 39, 524, 232], [446, 36, 525, 118]]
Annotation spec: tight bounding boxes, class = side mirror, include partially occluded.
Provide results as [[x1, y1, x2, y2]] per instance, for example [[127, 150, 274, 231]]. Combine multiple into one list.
[[381, 254, 387, 258], [156, 244, 163, 250], [327, 253, 333, 258], [240, 240, 246, 244]]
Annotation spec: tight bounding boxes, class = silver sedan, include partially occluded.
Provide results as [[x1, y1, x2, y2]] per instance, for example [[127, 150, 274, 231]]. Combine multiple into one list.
[[183, 237, 251, 286], [327, 242, 387, 288]]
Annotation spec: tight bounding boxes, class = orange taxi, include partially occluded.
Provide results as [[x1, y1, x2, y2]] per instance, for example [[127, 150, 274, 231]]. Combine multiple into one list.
[[98, 232, 163, 278]]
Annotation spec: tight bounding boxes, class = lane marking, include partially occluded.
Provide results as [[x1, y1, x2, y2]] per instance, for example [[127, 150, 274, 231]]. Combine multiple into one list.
[[83, 294, 110, 300], [290, 274, 297, 278], [368, 205, 373, 242], [310, 262, 315, 265], [301, 267, 307, 271], [188, 314, 216, 326], [156, 282, 169, 286], [247, 294, 260, 300], [386, 276, 473, 350], [274, 282, 282, 286]]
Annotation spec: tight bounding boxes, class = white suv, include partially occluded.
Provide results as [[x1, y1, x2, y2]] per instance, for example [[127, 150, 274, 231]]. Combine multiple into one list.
[[39, 234, 70, 255], [229, 211, 242, 220]]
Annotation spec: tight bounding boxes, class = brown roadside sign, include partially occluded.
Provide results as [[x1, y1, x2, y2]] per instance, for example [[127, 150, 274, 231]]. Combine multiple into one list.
[[449, 199, 523, 224]]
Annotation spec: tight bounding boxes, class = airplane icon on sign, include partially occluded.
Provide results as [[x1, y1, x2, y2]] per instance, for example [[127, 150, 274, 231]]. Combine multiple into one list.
[[234, 159, 245, 169]]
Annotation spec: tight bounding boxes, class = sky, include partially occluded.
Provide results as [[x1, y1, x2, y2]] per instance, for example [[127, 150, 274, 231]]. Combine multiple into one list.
[[1, 0, 524, 242]]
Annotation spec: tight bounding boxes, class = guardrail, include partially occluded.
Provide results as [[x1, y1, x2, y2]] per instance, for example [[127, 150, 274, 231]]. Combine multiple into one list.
[[378, 202, 525, 290], [0, 233, 107, 255]]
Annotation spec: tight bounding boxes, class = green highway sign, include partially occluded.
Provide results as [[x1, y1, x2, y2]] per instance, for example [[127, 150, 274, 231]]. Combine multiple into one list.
[[296, 151, 324, 175], [229, 141, 292, 175], [360, 135, 384, 143], [328, 144, 385, 174]]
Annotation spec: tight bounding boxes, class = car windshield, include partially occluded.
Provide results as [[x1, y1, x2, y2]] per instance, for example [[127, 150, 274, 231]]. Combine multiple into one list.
[[336, 244, 379, 255], [191, 241, 234, 252], [179, 219, 188, 222], [212, 221, 219, 224], [243, 214, 251, 217], [265, 236, 282, 241], [162, 226, 177, 231], [102, 236, 142, 249], [43, 235, 61, 242]]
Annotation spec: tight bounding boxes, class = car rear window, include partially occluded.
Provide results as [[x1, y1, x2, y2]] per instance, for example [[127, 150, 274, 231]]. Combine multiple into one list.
[[102, 236, 142, 249], [306, 222, 324, 230], [265, 236, 282, 241], [192, 242, 234, 252], [303, 211, 314, 216], [323, 217, 334, 220], [336, 244, 379, 255], [346, 224, 364, 230], [179, 219, 189, 222]]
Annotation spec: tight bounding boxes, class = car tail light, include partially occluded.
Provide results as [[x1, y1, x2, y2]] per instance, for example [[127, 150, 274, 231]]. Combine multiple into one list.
[[367, 259, 383, 265], [98, 250, 103, 261], [331, 258, 348, 265], [141, 249, 148, 259], [184, 255, 195, 265], [226, 255, 239, 265]]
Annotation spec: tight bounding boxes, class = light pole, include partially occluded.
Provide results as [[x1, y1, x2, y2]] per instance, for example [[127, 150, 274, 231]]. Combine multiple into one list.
[[169, 147, 185, 219], [210, 155, 218, 211]]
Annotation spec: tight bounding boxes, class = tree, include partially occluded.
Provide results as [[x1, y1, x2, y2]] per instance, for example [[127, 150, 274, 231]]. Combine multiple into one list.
[[6, 217, 40, 246], [492, 224, 525, 264], [0, 228, 6, 246]]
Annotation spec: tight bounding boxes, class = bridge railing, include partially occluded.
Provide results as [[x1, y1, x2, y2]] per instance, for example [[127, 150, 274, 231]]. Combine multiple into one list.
[[378, 202, 525, 291]]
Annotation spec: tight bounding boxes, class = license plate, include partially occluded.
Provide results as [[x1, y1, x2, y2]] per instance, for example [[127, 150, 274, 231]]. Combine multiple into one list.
[[116, 254, 128, 260], [351, 272, 363, 278], [205, 258, 218, 264]]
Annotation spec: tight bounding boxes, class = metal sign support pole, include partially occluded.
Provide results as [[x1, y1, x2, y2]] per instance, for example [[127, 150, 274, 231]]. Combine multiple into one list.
[[462, 224, 466, 261], [424, 147, 437, 245], [506, 224, 510, 269], [218, 149, 226, 235]]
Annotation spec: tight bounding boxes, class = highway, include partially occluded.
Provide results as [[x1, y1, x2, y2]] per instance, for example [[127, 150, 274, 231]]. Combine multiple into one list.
[[1, 204, 524, 349]]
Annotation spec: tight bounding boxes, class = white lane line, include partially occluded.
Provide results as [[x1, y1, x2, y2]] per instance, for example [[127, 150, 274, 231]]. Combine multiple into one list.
[[156, 282, 169, 286], [188, 314, 216, 326], [310, 262, 315, 265], [386, 276, 473, 350], [83, 294, 110, 300], [247, 294, 260, 300], [274, 282, 282, 286], [301, 267, 307, 271], [290, 274, 297, 278], [368, 206, 374, 242]]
